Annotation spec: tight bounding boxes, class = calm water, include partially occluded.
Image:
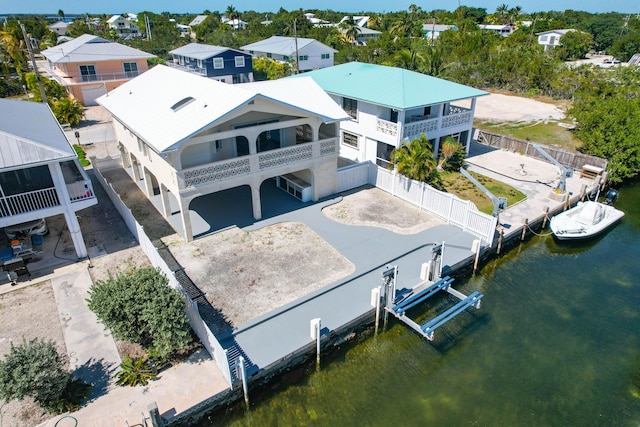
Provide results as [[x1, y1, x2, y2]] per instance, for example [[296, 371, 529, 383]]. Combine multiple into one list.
[[201, 183, 640, 427]]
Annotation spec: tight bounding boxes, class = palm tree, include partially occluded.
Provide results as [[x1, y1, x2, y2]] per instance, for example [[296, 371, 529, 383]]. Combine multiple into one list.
[[390, 13, 413, 40], [339, 16, 361, 44], [391, 48, 424, 72], [495, 4, 509, 23], [508, 6, 522, 25], [57, 9, 65, 21], [390, 133, 439, 185], [225, 5, 239, 20], [437, 136, 461, 171]]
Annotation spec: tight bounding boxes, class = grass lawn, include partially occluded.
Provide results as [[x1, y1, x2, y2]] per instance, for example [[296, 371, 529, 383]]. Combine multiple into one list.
[[441, 170, 527, 215], [474, 120, 582, 152]]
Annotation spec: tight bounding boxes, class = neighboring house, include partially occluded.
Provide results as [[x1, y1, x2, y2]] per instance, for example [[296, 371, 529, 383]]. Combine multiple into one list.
[[168, 43, 254, 83], [294, 62, 488, 168], [0, 99, 97, 259], [241, 36, 336, 72], [423, 24, 457, 41], [354, 27, 381, 45], [97, 65, 349, 241], [106, 14, 141, 38], [479, 24, 514, 36], [537, 29, 574, 51], [40, 34, 155, 106], [339, 16, 370, 28], [222, 17, 247, 30], [304, 12, 331, 27], [48, 21, 69, 36], [189, 15, 208, 27]]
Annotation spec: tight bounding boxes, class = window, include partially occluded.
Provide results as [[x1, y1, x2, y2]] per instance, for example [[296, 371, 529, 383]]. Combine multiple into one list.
[[213, 58, 224, 69], [0, 165, 54, 196], [123, 62, 138, 78], [540, 35, 548, 42], [283, 55, 289, 60], [234, 56, 245, 67], [79, 65, 97, 82], [342, 132, 359, 149], [343, 97, 358, 120], [424, 106, 431, 117], [321, 53, 330, 59], [197, 59, 203, 68], [376, 141, 394, 168], [298, 55, 309, 61], [266, 53, 272, 58]]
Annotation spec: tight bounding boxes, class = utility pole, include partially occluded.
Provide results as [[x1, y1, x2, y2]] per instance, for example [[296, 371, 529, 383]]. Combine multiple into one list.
[[20, 22, 47, 104], [293, 18, 299, 74]]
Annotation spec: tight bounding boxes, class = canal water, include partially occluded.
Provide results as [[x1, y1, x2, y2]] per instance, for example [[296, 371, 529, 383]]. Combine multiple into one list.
[[201, 183, 640, 426]]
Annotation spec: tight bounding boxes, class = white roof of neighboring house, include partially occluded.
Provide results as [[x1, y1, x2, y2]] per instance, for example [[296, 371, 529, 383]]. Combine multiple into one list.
[[479, 24, 513, 30], [41, 34, 155, 63], [97, 65, 348, 153], [189, 15, 208, 27], [241, 36, 337, 56], [423, 24, 456, 32], [339, 16, 369, 27], [536, 29, 574, 36], [107, 15, 124, 23], [358, 27, 381, 36], [169, 43, 248, 60], [48, 21, 68, 30], [0, 99, 74, 169]]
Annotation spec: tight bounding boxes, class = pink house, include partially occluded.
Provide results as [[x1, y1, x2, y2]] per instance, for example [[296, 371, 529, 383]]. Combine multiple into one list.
[[41, 34, 155, 106]]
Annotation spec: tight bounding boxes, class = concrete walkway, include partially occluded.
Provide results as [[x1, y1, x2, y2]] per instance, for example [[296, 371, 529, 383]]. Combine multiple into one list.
[[37, 261, 229, 427]]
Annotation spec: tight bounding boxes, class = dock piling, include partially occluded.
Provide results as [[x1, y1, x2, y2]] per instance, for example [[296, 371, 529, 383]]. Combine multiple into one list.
[[371, 287, 381, 335], [239, 356, 249, 407]]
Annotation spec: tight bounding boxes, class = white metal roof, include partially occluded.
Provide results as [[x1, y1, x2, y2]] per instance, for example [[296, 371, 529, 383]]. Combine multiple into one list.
[[41, 34, 155, 64], [97, 65, 349, 153], [0, 99, 74, 169], [241, 36, 337, 56], [189, 15, 208, 27]]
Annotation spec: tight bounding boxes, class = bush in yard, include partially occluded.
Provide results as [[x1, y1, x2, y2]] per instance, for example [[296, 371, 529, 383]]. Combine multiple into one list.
[[0, 338, 89, 413], [115, 355, 157, 387], [87, 267, 192, 359]]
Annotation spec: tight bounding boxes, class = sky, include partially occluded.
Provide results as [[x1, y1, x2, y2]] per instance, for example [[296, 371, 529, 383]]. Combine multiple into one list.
[[2, 0, 638, 15]]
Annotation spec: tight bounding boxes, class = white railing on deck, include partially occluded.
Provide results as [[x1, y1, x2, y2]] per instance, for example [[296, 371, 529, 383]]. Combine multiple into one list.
[[376, 118, 399, 137], [403, 117, 438, 139], [0, 188, 60, 217], [180, 138, 338, 189], [442, 111, 472, 129]]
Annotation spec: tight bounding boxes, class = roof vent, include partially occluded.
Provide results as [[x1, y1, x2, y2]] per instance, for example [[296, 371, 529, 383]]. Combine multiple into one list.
[[171, 96, 195, 111]]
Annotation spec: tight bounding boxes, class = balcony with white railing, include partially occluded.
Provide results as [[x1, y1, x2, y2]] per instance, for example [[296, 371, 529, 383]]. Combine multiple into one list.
[[165, 62, 208, 76], [376, 118, 399, 137], [179, 138, 338, 189], [0, 180, 97, 218], [403, 117, 439, 139]]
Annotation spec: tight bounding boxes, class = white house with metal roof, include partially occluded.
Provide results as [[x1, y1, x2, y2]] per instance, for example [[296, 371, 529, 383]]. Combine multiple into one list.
[[241, 36, 336, 72], [98, 65, 348, 241], [41, 34, 155, 106], [106, 14, 141, 38], [537, 29, 574, 51], [0, 99, 97, 259], [294, 62, 489, 168]]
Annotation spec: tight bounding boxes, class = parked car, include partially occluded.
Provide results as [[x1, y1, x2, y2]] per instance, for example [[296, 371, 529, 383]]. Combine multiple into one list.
[[599, 58, 621, 68], [4, 218, 49, 240]]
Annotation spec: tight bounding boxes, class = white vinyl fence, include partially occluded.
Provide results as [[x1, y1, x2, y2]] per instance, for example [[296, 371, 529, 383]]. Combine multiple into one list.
[[91, 157, 233, 385], [337, 162, 497, 245]]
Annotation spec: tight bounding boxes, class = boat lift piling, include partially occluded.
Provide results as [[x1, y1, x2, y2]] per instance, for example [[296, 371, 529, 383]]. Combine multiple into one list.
[[380, 243, 485, 342]]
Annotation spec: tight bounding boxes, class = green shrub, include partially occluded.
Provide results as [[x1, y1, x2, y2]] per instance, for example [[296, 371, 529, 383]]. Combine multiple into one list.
[[115, 355, 157, 387], [73, 144, 90, 167]]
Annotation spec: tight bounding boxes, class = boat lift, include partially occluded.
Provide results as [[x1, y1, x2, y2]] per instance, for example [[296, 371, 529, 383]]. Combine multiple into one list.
[[378, 246, 484, 341], [530, 143, 573, 192]]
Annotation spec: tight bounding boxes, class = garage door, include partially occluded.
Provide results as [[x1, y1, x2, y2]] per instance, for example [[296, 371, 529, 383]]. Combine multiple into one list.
[[81, 84, 107, 106]]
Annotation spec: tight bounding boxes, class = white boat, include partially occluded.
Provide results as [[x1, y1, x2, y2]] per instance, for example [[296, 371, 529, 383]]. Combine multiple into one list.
[[550, 200, 624, 240]]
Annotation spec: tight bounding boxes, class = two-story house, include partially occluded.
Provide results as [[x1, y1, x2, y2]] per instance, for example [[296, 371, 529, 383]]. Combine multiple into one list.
[[241, 36, 336, 72], [294, 62, 488, 168], [537, 29, 574, 51], [0, 99, 97, 259], [97, 65, 348, 241], [41, 34, 155, 106], [423, 24, 457, 41], [168, 43, 254, 83], [106, 14, 141, 38]]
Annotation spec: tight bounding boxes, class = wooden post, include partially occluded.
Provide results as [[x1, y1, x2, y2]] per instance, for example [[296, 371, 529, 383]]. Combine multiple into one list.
[[371, 287, 381, 335], [239, 356, 249, 407], [497, 228, 504, 255], [580, 184, 587, 201], [542, 206, 550, 229], [521, 219, 528, 241], [472, 239, 481, 276]]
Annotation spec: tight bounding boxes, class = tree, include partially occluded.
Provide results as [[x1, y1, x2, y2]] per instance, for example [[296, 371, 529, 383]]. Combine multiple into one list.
[[339, 16, 361, 44], [252, 56, 292, 80], [495, 4, 509, 24], [57, 9, 65, 21], [0, 338, 88, 413], [51, 97, 84, 126], [437, 136, 464, 171], [87, 267, 193, 359], [390, 133, 441, 188], [556, 30, 593, 60]]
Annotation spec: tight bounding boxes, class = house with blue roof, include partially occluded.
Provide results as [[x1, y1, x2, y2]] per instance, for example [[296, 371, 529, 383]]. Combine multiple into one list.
[[294, 62, 489, 168], [168, 43, 254, 83]]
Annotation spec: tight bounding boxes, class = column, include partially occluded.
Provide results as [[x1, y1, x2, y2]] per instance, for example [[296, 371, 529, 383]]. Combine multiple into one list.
[[142, 167, 154, 197], [49, 163, 88, 258], [130, 155, 141, 182], [159, 184, 171, 217], [178, 197, 193, 242], [250, 184, 262, 220]]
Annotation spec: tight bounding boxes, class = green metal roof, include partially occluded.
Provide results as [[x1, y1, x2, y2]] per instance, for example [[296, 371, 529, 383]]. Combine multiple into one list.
[[295, 62, 488, 110]]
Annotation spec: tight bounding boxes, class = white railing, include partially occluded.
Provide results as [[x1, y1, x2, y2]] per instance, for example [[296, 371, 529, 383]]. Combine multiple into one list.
[[66, 180, 95, 202], [403, 117, 438, 139], [376, 118, 399, 137], [0, 188, 60, 217], [373, 165, 497, 245], [180, 138, 338, 189], [442, 111, 472, 129], [166, 62, 207, 75], [91, 158, 233, 386]]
